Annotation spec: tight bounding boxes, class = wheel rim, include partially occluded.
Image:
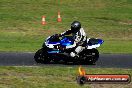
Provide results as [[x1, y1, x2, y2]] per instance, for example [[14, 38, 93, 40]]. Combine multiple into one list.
[[82, 49, 99, 63]]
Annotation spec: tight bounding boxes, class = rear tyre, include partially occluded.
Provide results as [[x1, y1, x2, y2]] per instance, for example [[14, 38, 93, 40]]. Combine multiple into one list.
[[63, 58, 69, 64], [34, 48, 51, 63]]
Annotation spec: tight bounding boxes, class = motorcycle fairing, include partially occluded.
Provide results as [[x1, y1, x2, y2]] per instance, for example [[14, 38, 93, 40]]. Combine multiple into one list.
[[87, 38, 104, 49], [45, 35, 104, 53], [46, 36, 74, 53]]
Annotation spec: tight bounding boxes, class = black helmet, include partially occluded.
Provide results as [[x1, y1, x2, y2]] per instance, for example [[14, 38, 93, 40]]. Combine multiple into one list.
[[71, 21, 81, 32]]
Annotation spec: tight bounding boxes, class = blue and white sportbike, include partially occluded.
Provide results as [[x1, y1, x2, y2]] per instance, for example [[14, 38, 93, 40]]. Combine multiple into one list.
[[34, 34, 104, 64]]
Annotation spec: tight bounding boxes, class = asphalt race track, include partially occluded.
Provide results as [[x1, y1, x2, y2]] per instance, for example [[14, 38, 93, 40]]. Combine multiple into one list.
[[0, 52, 132, 68]]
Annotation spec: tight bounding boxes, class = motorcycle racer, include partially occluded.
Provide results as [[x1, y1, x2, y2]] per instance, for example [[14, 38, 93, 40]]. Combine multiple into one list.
[[57, 21, 87, 57], [34, 21, 104, 64]]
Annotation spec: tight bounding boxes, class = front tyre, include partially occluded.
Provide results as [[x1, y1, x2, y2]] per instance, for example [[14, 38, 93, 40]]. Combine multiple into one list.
[[81, 49, 99, 64], [34, 48, 50, 63], [91, 49, 99, 64]]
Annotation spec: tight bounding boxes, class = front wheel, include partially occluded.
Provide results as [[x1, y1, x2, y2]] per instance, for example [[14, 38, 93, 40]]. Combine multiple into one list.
[[34, 48, 51, 63], [80, 49, 99, 64]]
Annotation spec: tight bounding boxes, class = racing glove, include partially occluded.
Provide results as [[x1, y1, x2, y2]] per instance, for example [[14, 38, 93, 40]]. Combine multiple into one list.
[[54, 34, 62, 37]]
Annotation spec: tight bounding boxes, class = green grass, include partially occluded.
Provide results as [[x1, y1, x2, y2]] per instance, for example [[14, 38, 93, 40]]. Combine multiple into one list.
[[0, 0, 132, 53], [99, 40, 132, 54], [0, 66, 131, 88]]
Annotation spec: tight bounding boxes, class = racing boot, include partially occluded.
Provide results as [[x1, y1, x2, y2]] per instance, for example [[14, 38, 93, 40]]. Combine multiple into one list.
[[70, 51, 79, 58]]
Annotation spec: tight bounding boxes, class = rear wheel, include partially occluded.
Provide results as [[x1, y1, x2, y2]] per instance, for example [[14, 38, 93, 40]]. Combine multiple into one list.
[[34, 48, 51, 63]]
